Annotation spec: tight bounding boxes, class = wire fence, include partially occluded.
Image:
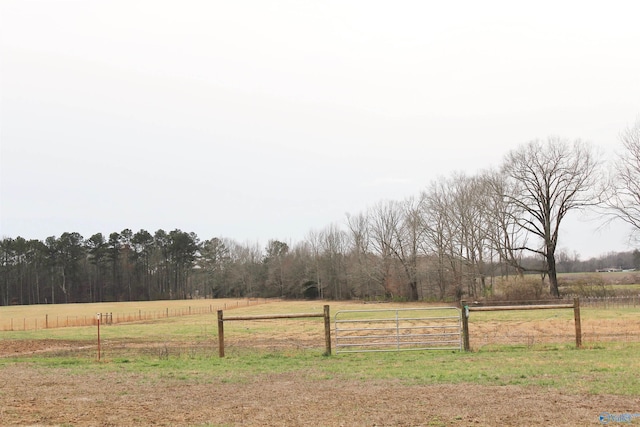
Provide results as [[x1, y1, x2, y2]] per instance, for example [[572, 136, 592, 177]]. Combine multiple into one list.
[[468, 319, 640, 349], [573, 295, 640, 309], [3, 298, 639, 358], [0, 298, 270, 331], [2, 315, 331, 360], [465, 297, 640, 350]]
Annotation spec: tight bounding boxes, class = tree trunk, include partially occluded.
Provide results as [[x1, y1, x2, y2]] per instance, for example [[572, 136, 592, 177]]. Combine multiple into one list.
[[547, 252, 560, 297], [409, 281, 419, 301]]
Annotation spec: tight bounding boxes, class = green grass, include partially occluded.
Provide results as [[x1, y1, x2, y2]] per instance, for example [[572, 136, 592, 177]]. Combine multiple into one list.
[[2, 341, 639, 396], [327, 343, 640, 395]]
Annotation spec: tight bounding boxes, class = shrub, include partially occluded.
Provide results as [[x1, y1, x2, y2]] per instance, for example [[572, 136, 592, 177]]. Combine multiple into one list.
[[501, 276, 547, 300], [560, 274, 611, 297]]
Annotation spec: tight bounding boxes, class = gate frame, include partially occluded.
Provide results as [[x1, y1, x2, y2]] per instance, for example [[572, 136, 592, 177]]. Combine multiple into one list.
[[334, 306, 462, 354]]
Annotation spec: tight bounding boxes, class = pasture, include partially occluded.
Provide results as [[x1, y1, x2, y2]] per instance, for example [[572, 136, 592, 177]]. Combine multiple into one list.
[[1, 299, 640, 426]]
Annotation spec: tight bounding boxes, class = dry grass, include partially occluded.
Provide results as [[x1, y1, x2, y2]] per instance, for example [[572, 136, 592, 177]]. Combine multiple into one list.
[[2, 299, 639, 355], [0, 298, 267, 331]]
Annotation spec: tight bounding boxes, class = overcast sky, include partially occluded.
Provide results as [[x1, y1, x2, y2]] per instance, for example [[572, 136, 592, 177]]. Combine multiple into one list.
[[1, 1, 639, 258]]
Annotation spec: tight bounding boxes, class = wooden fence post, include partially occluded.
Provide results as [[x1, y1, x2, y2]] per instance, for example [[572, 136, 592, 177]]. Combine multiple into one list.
[[323, 305, 332, 356], [96, 313, 101, 361], [574, 298, 582, 349], [461, 301, 470, 351], [217, 310, 225, 358]]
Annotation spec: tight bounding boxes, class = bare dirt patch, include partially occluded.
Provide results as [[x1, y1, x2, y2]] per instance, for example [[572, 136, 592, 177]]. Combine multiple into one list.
[[0, 339, 89, 357], [1, 364, 637, 426]]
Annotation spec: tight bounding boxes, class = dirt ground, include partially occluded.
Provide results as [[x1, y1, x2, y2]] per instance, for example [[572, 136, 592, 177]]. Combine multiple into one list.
[[1, 340, 639, 426]]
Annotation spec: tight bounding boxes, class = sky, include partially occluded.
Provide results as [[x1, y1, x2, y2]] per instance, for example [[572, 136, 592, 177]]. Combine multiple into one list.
[[1, 1, 640, 259]]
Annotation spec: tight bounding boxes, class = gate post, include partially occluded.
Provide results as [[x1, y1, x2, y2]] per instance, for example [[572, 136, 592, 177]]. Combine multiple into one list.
[[461, 301, 470, 351], [323, 305, 332, 356], [573, 298, 582, 349]]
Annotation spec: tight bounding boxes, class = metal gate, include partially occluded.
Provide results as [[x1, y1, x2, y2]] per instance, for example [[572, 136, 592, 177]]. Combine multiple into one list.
[[334, 307, 462, 354]]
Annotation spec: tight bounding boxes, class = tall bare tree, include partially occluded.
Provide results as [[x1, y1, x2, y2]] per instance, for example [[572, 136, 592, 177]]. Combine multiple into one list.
[[603, 119, 640, 243], [368, 201, 403, 298], [306, 230, 324, 299], [454, 174, 495, 297], [345, 212, 375, 299], [483, 170, 529, 279], [421, 174, 493, 299], [421, 180, 456, 299], [318, 224, 349, 299], [390, 196, 426, 301], [227, 240, 264, 297], [501, 137, 601, 297]]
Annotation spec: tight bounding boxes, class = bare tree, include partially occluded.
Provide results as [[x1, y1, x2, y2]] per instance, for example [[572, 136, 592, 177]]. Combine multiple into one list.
[[306, 230, 324, 299], [421, 180, 457, 300], [483, 170, 529, 278], [318, 223, 349, 299], [345, 212, 376, 299], [229, 240, 264, 297], [501, 137, 601, 297], [421, 174, 495, 299], [368, 201, 402, 298], [389, 196, 426, 301], [604, 119, 640, 243], [450, 174, 494, 298]]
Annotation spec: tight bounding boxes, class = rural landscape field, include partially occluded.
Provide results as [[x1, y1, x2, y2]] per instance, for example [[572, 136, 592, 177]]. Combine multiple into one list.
[[1, 298, 640, 426]]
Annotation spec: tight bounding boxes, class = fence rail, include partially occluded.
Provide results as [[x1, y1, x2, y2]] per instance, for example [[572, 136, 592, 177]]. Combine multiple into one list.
[[217, 305, 332, 357], [461, 298, 582, 351]]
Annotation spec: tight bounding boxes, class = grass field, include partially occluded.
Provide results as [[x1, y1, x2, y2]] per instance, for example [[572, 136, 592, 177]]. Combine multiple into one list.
[[0, 298, 265, 331], [1, 299, 640, 426]]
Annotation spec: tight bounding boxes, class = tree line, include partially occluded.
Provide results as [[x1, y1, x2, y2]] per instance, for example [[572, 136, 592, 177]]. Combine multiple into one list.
[[2, 121, 640, 305]]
